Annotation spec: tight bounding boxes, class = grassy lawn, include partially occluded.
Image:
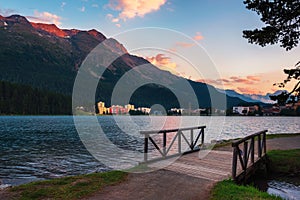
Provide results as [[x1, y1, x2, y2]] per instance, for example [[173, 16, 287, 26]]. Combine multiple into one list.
[[9, 171, 127, 200], [266, 133, 300, 139], [211, 148, 300, 200], [268, 149, 300, 185], [210, 180, 281, 200]]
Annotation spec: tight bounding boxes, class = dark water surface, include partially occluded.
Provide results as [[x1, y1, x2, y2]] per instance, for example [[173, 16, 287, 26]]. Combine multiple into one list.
[[0, 116, 299, 186]]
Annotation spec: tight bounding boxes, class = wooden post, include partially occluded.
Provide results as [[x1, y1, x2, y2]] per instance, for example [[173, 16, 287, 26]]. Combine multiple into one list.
[[163, 131, 167, 157], [258, 134, 262, 158], [178, 130, 181, 154], [263, 132, 267, 154], [201, 128, 204, 145], [232, 147, 238, 180], [144, 134, 148, 162], [243, 141, 248, 170], [251, 138, 254, 164], [190, 129, 194, 148]]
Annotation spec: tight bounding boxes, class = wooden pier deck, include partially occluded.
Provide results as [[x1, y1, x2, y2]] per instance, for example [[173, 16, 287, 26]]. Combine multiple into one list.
[[148, 149, 236, 182], [143, 128, 268, 183]]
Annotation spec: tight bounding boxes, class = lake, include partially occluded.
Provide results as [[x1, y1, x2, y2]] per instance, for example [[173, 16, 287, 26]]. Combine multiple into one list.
[[0, 116, 299, 186]]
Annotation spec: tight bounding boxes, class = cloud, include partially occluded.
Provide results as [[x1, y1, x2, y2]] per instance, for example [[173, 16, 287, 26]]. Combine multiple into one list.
[[106, 13, 113, 19], [175, 42, 195, 48], [237, 87, 264, 95], [0, 8, 16, 16], [106, 13, 120, 25], [145, 54, 177, 70], [112, 18, 119, 23], [246, 75, 261, 82], [61, 2, 67, 10], [80, 6, 85, 12], [196, 78, 232, 86], [197, 76, 262, 86], [193, 32, 204, 41], [108, 0, 167, 21], [229, 76, 260, 85], [168, 47, 177, 52], [27, 11, 62, 26], [92, 4, 99, 8]]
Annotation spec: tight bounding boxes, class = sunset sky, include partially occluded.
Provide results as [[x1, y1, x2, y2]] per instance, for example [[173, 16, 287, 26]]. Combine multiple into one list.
[[1, 0, 299, 95]]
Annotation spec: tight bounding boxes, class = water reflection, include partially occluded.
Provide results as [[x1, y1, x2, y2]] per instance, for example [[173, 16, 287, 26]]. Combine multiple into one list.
[[268, 180, 300, 200]]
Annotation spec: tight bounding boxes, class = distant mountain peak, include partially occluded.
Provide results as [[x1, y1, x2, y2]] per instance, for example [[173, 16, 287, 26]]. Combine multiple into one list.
[[3, 14, 31, 26]]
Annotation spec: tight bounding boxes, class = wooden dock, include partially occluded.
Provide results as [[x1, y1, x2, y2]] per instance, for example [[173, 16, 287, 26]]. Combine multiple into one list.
[[141, 128, 268, 183], [162, 150, 234, 182]]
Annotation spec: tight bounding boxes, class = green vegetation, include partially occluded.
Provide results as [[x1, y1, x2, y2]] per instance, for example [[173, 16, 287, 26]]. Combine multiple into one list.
[[268, 149, 300, 185], [9, 171, 127, 200], [266, 133, 300, 139], [210, 179, 281, 200], [0, 80, 72, 115], [211, 136, 300, 199], [243, 1, 300, 105]]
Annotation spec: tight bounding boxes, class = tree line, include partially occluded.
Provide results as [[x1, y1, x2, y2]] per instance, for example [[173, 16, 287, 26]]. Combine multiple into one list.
[[0, 80, 72, 115]]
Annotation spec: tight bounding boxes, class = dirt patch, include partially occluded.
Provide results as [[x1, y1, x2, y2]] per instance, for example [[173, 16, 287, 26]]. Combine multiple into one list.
[[85, 169, 214, 200]]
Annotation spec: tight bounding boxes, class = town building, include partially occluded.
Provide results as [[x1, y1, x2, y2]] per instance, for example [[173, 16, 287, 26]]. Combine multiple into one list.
[[233, 106, 250, 115]]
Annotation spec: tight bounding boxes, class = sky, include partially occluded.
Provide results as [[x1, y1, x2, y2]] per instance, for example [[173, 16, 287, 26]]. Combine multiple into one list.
[[0, 0, 299, 95]]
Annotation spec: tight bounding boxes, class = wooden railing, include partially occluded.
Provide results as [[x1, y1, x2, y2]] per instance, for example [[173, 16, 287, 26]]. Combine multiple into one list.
[[140, 126, 206, 163], [231, 130, 267, 182]]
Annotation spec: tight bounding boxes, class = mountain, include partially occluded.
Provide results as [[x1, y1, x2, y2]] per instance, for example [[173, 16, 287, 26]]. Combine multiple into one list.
[[218, 89, 285, 104], [0, 14, 248, 110]]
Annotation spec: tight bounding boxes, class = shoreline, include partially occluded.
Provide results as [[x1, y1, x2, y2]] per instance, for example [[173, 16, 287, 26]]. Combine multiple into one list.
[[1, 133, 300, 199]]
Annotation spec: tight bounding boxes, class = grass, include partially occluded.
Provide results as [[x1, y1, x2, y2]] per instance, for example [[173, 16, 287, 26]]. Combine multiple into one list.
[[9, 171, 127, 200], [210, 180, 281, 200], [211, 141, 300, 199], [266, 133, 300, 139], [267, 149, 300, 185], [211, 133, 300, 150]]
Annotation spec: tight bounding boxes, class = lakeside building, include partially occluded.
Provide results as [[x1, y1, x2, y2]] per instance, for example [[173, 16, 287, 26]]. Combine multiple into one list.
[[96, 101, 151, 115], [97, 101, 107, 115], [233, 106, 250, 115], [110, 105, 128, 114], [232, 106, 259, 116], [125, 104, 135, 112], [137, 107, 151, 114]]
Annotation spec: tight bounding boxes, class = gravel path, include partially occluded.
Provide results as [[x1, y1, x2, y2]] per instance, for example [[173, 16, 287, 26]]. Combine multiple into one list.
[[84, 169, 213, 200]]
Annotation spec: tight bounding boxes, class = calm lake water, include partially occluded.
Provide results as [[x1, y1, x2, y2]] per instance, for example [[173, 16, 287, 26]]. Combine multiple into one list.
[[0, 116, 299, 186]]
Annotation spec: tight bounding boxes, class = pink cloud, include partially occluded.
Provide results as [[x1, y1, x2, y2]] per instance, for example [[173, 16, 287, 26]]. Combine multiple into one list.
[[237, 87, 264, 95], [108, 0, 167, 21], [175, 42, 195, 48], [193, 32, 204, 41], [197, 76, 262, 87], [196, 73, 283, 95], [229, 76, 254, 85], [145, 53, 177, 69], [106, 13, 120, 24], [246, 75, 261, 82], [196, 78, 230, 86], [27, 11, 62, 26]]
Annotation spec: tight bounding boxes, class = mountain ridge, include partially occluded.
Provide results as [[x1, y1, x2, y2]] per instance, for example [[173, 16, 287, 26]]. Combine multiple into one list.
[[0, 14, 251, 110]]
